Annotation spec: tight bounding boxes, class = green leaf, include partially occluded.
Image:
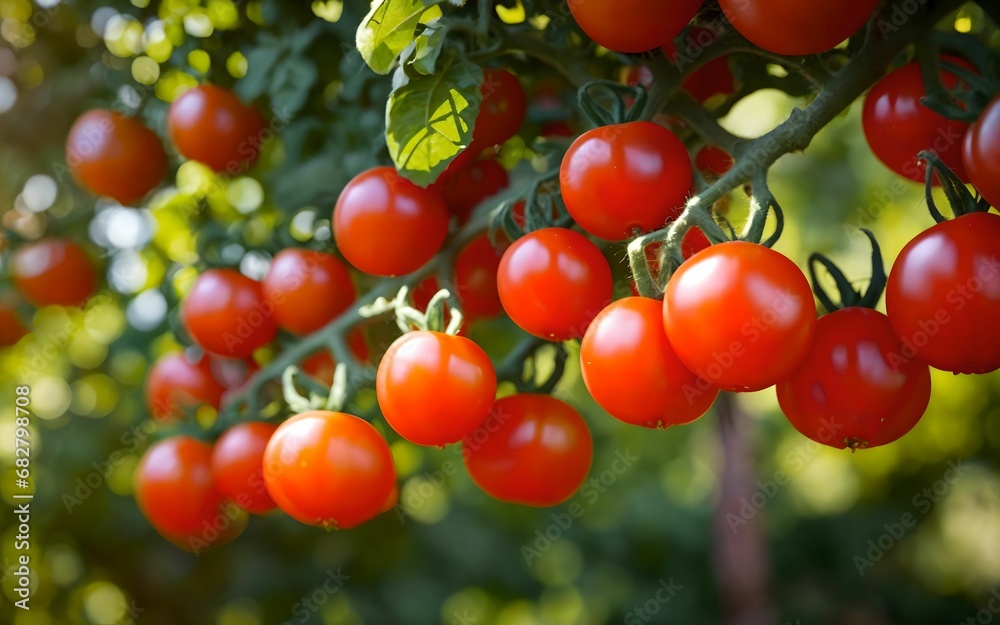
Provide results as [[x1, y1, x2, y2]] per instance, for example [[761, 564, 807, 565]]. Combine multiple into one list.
[[236, 43, 286, 102], [268, 56, 319, 118], [385, 55, 482, 187], [356, 0, 458, 75], [411, 23, 446, 75]]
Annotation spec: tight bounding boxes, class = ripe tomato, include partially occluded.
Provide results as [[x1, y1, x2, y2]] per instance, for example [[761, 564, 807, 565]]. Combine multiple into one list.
[[475, 68, 526, 148], [262, 410, 396, 528], [582, 297, 719, 427], [719, 0, 878, 55], [963, 94, 1000, 209], [334, 166, 450, 277], [568, 0, 703, 53], [540, 121, 575, 138], [301, 330, 371, 385], [0, 297, 27, 347], [862, 59, 971, 183], [560, 121, 691, 241], [182, 268, 278, 358], [376, 331, 497, 446], [695, 145, 734, 179], [454, 235, 504, 320], [11, 239, 97, 308], [463, 394, 593, 507], [885, 211, 1000, 374], [167, 84, 266, 172], [497, 228, 613, 340], [436, 158, 509, 224], [66, 109, 167, 205], [211, 422, 278, 514], [663, 241, 817, 392], [262, 248, 356, 335], [777, 308, 931, 450], [662, 27, 736, 103], [146, 352, 225, 421]]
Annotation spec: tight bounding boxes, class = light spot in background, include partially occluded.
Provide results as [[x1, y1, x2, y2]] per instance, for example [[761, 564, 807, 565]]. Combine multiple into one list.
[[216, 601, 263, 625], [31, 376, 72, 419], [126, 289, 167, 332], [108, 250, 149, 293], [0, 47, 16, 75], [131, 55, 160, 85], [183, 11, 214, 37], [72, 373, 119, 418], [82, 581, 128, 625], [116, 84, 141, 110], [20, 174, 57, 212], [290, 209, 316, 241], [0, 76, 17, 114], [46, 544, 84, 587], [311, 0, 343, 22], [226, 177, 264, 214], [240, 250, 269, 280], [719, 89, 798, 139], [788, 449, 860, 515], [90, 7, 118, 36]]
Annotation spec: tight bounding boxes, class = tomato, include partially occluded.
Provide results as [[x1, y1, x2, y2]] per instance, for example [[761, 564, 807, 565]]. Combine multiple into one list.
[[11, 239, 97, 308], [719, 0, 878, 55], [415, 235, 503, 322], [0, 295, 27, 347], [885, 211, 1000, 374], [436, 158, 509, 224], [695, 145, 734, 179], [474, 68, 526, 148], [262, 248, 356, 335], [560, 121, 691, 241], [862, 59, 971, 184], [568, 0, 703, 53], [182, 268, 278, 358], [334, 166, 450, 277], [663, 241, 817, 392], [262, 410, 396, 528], [582, 297, 719, 427], [146, 352, 225, 421], [662, 26, 736, 103], [376, 331, 497, 446], [540, 121, 575, 138], [777, 308, 930, 450], [301, 330, 371, 385], [463, 394, 593, 507], [963, 94, 1000, 209], [211, 422, 278, 514], [167, 84, 266, 172], [66, 109, 167, 205]]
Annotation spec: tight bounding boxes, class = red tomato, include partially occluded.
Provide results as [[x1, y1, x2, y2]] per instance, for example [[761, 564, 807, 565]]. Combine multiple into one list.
[[475, 68, 526, 148], [301, 330, 371, 385], [963, 94, 1000, 209], [167, 84, 266, 172], [211, 422, 278, 514], [262, 410, 396, 528], [719, 0, 878, 55], [885, 211, 1000, 374], [0, 295, 28, 346], [663, 241, 817, 392], [777, 308, 931, 450], [662, 26, 736, 103], [146, 352, 225, 421], [560, 121, 691, 241], [582, 297, 719, 427], [540, 121, 575, 138], [695, 145, 734, 179], [262, 248, 356, 335], [463, 394, 593, 507], [568, 0, 703, 53], [862, 59, 971, 184], [436, 158, 509, 224], [376, 331, 497, 446], [11, 239, 97, 308], [182, 268, 278, 358], [66, 109, 167, 205], [498, 228, 613, 340], [334, 166, 450, 277], [454, 235, 504, 320]]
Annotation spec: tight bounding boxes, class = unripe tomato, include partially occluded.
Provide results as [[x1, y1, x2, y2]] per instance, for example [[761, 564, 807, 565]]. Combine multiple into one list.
[[963, 94, 1000, 209], [181, 268, 278, 358], [663, 241, 817, 392], [262, 411, 396, 529], [719, 0, 878, 55], [146, 352, 225, 421], [436, 158, 509, 223], [211, 422, 278, 514], [334, 166, 450, 277], [777, 308, 931, 450], [567, 0, 703, 53], [11, 239, 97, 308], [376, 331, 497, 446], [262, 248, 356, 335], [463, 394, 593, 507], [582, 297, 719, 428], [167, 84, 266, 172], [474, 68, 526, 148]]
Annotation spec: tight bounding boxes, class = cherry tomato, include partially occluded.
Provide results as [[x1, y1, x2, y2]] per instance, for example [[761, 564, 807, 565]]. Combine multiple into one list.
[[463, 394, 593, 507], [262, 248, 356, 335], [582, 297, 719, 427], [167, 84, 266, 172], [862, 59, 971, 184], [662, 26, 736, 103], [540, 121, 575, 138], [963, 94, 1000, 209], [568, 0, 703, 53], [301, 330, 371, 385], [376, 331, 497, 446], [334, 166, 450, 277], [436, 158, 509, 223], [777, 308, 930, 450], [0, 295, 27, 347], [66, 109, 167, 205], [663, 241, 817, 392], [560, 121, 692, 241], [211, 422, 278, 514], [719, 0, 878, 55], [695, 145, 734, 179], [885, 211, 1000, 374], [146, 352, 225, 421], [474, 68, 526, 148], [11, 239, 97, 308], [262, 410, 396, 528], [182, 268, 278, 358]]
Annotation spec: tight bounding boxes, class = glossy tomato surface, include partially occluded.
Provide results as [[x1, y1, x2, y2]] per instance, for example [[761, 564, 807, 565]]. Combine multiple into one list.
[[146, 352, 225, 421], [167, 84, 266, 172], [12, 239, 97, 308], [568, 0, 703, 53], [211, 421, 278, 514], [475, 68, 526, 148], [963, 94, 1000, 208], [181, 268, 278, 358], [719, 0, 878, 55], [262, 248, 356, 335]]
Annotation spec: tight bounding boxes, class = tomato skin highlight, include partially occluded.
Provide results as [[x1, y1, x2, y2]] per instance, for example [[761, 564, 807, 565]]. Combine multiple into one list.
[[146, 352, 225, 421], [567, 0, 703, 53], [12, 239, 97, 308], [167, 84, 266, 172], [211, 421, 278, 514], [663, 241, 817, 392], [497, 228, 613, 341], [463, 394, 593, 507], [181, 268, 278, 358], [560, 121, 691, 241], [475, 68, 526, 148], [262, 248, 356, 335], [262, 410, 396, 529], [885, 211, 1000, 374], [963, 94, 1000, 209], [777, 308, 931, 449], [719, 0, 878, 55], [334, 166, 450, 277], [376, 331, 497, 447], [582, 297, 719, 428]]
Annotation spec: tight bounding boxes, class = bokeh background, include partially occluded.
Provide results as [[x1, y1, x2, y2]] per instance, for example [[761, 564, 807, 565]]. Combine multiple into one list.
[[1, 1, 1000, 624]]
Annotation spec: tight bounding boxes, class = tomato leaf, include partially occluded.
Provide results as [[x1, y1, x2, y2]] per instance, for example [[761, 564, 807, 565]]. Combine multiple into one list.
[[411, 23, 447, 75], [356, 0, 463, 75]]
